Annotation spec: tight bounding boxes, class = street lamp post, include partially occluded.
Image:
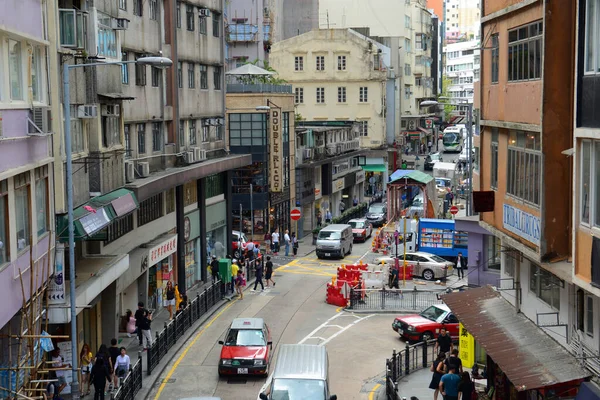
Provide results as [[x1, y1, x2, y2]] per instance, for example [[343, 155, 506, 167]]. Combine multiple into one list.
[[62, 56, 172, 400], [420, 100, 473, 216]]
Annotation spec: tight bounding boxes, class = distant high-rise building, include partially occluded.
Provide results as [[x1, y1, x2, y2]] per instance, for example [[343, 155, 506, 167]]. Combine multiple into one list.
[[445, 0, 480, 42]]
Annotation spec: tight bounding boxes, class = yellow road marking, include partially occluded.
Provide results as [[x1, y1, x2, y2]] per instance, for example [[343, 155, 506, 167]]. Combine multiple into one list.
[[335, 306, 344, 313], [368, 383, 382, 400], [153, 299, 238, 400]]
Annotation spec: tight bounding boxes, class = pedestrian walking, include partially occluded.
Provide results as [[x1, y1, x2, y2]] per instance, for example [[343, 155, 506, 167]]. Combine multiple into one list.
[[165, 281, 176, 320], [292, 232, 299, 256], [231, 261, 239, 293], [138, 308, 153, 350], [252, 258, 264, 292], [235, 270, 245, 299], [134, 302, 145, 346], [317, 211, 322, 227], [90, 358, 111, 400], [325, 210, 332, 224], [444, 349, 464, 375], [284, 230, 291, 257], [428, 140, 433, 153], [246, 240, 255, 261], [272, 229, 280, 255], [339, 200, 346, 215], [434, 327, 454, 357], [176, 294, 188, 316], [265, 256, 276, 288], [429, 352, 446, 400], [210, 256, 219, 283], [264, 231, 272, 255], [458, 371, 474, 400], [439, 365, 461, 400], [455, 251, 466, 280], [80, 344, 93, 396], [353, 196, 359, 206], [108, 339, 120, 389], [113, 347, 130, 388], [51, 348, 70, 395]]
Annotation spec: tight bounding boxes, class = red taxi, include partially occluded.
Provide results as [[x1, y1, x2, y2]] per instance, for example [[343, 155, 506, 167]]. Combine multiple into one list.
[[348, 218, 373, 242], [218, 318, 272, 377], [232, 231, 261, 258], [392, 304, 459, 342]]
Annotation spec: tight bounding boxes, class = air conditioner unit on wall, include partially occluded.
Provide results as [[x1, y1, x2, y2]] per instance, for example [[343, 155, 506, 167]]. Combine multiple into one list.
[[112, 18, 130, 30], [138, 162, 150, 178], [28, 107, 52, 135], [199, 8, 211, 17], [192, 147, 206, 161], [102, 104, 120, 117], [125, 161, 135, 183], [303, 148, 313, 160], [78, 104, 98, 118], [184, 151, 195, 164]]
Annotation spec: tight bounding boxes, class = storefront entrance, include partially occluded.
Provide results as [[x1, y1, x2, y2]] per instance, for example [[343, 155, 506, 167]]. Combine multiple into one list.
[[147, 234, 178, 310], [206, 201, 227, 263], [184, 210, 202, 290]]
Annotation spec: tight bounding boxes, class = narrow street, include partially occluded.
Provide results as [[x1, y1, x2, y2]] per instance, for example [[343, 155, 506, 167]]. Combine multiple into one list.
[[147, 239, 403, 400]]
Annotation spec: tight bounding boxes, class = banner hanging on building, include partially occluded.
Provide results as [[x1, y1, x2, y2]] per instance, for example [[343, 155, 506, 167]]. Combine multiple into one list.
[[269, 108, 283, 192], [458, 323, 475, 368], [48, 243, 66, 305]]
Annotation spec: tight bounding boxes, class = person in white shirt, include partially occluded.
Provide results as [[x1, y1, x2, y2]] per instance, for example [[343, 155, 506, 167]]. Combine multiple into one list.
[[284, 230, 291, 257], [246, 241, 255, 260], [271, 229, 280, 255], [114, 347, 131, 387]]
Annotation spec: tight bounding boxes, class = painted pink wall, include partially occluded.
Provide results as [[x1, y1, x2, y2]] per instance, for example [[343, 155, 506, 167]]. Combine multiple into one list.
[[0, 110, 50, 172], [0, 0, 44, 39]]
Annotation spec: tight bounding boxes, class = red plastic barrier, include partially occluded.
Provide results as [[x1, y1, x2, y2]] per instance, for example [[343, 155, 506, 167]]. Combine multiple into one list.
[[326, 284, 347, 307], [394, 263, 414, 280]]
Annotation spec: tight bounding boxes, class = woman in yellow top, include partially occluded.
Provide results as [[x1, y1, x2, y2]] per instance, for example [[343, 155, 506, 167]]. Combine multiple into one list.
[[231, 262, 239, 293], [80, 343, 93, 395]]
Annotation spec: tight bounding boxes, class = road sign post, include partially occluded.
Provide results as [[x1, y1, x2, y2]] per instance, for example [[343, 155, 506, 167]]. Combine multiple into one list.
[[290, 208, 301, 241], [450, 205, 459, 217]]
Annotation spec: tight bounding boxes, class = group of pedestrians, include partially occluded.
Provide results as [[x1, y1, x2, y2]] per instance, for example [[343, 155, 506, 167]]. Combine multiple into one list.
[[263, 229, 299, 257], [429, 328, 475, 400]]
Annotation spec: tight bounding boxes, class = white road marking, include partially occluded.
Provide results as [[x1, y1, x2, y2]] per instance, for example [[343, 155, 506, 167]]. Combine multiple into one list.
[[358, 248, 372, 262], [298, 313, 344, 344], [320, 315, 373, 346], [298, 311, 373, 346]]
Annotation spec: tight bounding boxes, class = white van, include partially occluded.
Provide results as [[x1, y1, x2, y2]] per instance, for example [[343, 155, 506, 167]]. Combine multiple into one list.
[[315, 224, 353, 259], [259, 344, 337, 400]]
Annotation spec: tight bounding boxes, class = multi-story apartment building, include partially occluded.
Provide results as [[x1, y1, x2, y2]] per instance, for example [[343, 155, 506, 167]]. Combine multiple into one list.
[[46, 0, 250, 357], [443, 40, 480, 105], [572, 0, 600, 379], [474, 0, 575, 348], [270, 29, 390, 190], [445, 0, 480, 42], [0, 0, 55, 393], [224, 0, 274, 70]]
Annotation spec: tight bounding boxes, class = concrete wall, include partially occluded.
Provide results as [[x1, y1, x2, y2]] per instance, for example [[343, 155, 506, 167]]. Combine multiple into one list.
[[226, 0, 267, 64], [0, 0, 44, 38], [270, 29, 387, 148], [281, 0, 318, 40]]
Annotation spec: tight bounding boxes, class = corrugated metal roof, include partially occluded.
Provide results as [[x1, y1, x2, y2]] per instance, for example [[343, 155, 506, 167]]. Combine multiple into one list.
[[273, 344, 328, 381], [441, 286, 591, 391], [231, 318, 264, 330], [389, 169, 434, 185]]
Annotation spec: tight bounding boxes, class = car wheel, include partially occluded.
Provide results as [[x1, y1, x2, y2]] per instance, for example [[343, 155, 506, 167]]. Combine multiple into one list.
[[317, 255, 322, 259], [422, 269, 435, 281], [421, 331, 434, 342]]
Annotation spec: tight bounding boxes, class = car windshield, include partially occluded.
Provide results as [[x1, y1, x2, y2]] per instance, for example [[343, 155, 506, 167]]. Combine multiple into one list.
[[420, 305, 448, 322], [349, 221, 365, 229], [271, 379, 326, 400], [318, 231, 341, 240], [369, 205, 385, 213], [443, 133, 458, 144], [431, 154, 440, 161], [224, 329, 266, 346], [429, 255, 447, 263]]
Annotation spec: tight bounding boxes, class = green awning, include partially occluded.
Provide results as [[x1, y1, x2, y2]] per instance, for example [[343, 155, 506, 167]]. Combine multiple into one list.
[[361, 164, 387, 172], [57, 188, 139, 242], [388, 170, 434, 185]]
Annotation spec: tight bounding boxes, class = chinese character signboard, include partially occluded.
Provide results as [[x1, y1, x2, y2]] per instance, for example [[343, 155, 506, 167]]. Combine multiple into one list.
[[270, 109, 283, 192], [148, 235, 178, 265], [458, 323, 475, 368]]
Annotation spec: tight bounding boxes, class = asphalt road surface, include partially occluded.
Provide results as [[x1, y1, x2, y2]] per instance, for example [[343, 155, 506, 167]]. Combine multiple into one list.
[[147, 239, 411, 400]]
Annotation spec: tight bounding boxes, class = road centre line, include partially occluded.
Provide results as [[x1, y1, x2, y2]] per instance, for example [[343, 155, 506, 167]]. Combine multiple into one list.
[[152, 299, 238, 400]]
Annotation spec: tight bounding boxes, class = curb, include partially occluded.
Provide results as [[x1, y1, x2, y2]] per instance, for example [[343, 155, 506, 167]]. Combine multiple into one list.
[[343, 309, 422, 314]]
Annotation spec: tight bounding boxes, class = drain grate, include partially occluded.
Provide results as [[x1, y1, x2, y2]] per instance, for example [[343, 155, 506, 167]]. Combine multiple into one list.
[[227, 379, 247, 384], [161, 378, 176, 384]]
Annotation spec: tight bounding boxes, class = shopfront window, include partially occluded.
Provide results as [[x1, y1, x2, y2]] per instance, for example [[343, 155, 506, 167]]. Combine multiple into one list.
[[185, 240, 201, 290], [206, 202, 227, 263], [232, 162, 268, 194], [272, 201, 290, 234], [530, 263, 562, 310], [205, 173, 224, 198]]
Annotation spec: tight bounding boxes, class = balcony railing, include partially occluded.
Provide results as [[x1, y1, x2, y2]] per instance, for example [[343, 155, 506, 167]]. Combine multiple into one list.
[[227, 23, 259, 42], [226, 83, 292, 94], [326, 140, 360, 156]]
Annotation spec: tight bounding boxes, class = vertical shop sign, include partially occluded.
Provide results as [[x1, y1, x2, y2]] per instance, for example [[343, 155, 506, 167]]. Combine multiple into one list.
[[48, 243, 66, 305], [270, 108, 282, 192], [458, 323, 475, 368]]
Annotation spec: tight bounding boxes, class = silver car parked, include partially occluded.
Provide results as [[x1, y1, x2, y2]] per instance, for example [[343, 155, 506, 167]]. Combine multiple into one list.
[[375, 251, 454, 281]]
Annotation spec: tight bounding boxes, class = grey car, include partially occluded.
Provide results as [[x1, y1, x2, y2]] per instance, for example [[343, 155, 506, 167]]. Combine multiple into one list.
[[365, 203, 387, 227]]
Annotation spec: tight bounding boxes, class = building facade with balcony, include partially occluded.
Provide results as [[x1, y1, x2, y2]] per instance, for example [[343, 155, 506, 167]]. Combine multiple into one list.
[[572, 0, 600, 380], [294, 123, 366, 234], [47, 0, 251, 355], [443, 39, 480, 105], [270, 28, 390, 180], [0, 0, 55, 371], [476, 0, 575, 348], [225, 85, 296, 241], [224, 0, 273, 70]]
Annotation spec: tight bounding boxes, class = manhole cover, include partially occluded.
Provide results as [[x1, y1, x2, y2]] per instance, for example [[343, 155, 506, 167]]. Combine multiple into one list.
[[227, 379, 247, 384], [161, 378, 176, 384]]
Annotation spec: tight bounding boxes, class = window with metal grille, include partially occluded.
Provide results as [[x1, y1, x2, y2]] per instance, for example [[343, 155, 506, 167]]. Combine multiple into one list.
[[199, 13, 207, 34], [135, 54, 146, 86], [152, 122, 162, 152], [152, 67, 160, 87], [138, 193, 164, 226], [104, 214, 134, 245], [188, 63, 195, 88], [506, 130, 541, 205], [186, 5, 195, 31], [337, 87, 346, 103], [359, 87, 368, 102], [337, 55, 346, 70], [137, 123, 146, 154], [200, 65, 208, 89], [294, 87, 304, 104], [294, 56, 304, 71], [316, 87, 325, 103], [133, 0, 142, 16], [213, 66, 222, 89], [316, 55, 325, 71], [149, 0, 157, 20], [189, 120, 197, 145], [213, 12, 220, 37]]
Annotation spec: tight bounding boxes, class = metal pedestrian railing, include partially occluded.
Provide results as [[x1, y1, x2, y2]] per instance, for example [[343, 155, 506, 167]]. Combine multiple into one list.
[[385, 340, 437, 400], [111, 353, 143, 400], [348, 287, 444, 311], [147, 280, 226, 375]]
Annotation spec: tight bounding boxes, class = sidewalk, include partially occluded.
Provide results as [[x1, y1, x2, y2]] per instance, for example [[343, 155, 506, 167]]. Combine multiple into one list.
[[373, 368, 433, 400]]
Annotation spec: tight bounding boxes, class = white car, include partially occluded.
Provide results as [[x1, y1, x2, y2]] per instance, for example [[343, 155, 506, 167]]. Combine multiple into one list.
[[374, 251, 454, 281]]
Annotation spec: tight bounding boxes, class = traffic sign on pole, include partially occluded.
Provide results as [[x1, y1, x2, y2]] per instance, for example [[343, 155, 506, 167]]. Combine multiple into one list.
[[450, 205, 459, 215], [290, 207, 302, 221]]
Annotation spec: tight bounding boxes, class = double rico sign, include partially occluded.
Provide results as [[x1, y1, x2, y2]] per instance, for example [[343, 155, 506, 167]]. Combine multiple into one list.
[[270, 108, 283, 192]]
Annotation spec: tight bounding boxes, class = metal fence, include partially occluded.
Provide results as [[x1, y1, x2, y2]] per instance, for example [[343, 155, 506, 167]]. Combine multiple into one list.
[[386, 341, 437, 400], [348, 287, 444, 311], [147, 280, 226, 375], [111, 353, 143, 400]]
